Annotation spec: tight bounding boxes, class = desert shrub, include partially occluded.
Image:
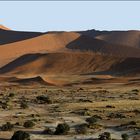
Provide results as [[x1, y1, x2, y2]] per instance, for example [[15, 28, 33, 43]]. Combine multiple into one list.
[[79, 99, 92, 103], [11, 130, 30, 140], [92, 115, 102, 120], [86, 116, 98, 125], [9, 93, 15, 97], [36, 95, 52, 104], [88, 123, 102, 129], [99, 132, 111, 140], [20, 101, 28, 109], [15, 122, 20, 126], [1, 122, 14, 131], [128, 121, 137, 125], [75, 123, 88, 134], [55, 123, 70, 135], [133, 109, 140, 114], [108, 113, 126, 119], [1, 102, 8, 109], [83, 110, 92, 116], [42, 127, 54, 135], [121, 133, 129, 140], [73, 108, 92, 116], [131, 89, 139, 92], [23, 120, 35, 128], [106, 105, 115, 108]]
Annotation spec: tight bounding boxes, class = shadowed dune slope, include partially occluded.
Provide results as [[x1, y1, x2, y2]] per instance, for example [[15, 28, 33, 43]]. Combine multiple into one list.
[[96, 31, 140, 48], [0, 28, 43, 45], [11, 76, 53, 85], [1, 52, 140, 76], [109, 57, 140, 75], [79, 29, 140, 48], [1, 31, 140, 68], [66, 35, 140, 58], [1, 30, 140, 77], [0, 32, 80, 67], [0, 52, 120, 75]]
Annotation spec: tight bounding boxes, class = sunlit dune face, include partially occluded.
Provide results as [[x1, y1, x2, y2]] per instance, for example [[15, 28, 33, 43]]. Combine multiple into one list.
[[0, 24, 10, 30]]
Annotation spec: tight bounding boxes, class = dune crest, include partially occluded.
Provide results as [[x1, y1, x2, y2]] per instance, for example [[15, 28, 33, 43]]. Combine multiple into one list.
[[0, 28, 140, 82], [0, 24, 10, 30]]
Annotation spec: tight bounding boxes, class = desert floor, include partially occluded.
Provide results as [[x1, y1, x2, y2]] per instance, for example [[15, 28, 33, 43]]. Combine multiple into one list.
[[0, 75, 140, 140]]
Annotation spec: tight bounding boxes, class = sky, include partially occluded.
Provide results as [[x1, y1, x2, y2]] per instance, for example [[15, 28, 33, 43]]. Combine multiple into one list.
[[0, 1, 140, 32]]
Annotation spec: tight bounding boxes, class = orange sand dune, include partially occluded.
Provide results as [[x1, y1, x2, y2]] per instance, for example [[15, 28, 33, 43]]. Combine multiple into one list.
[[1, 31, 140, 68], [0, 27, 42, 45], [10, 76, 53, 86], [66, 35, 140, 58], [0, 52, 119, 75], [0, 24, 10, 30], [79, 29, 140, 48], [1, 29, 140, 80], [96, 30, 140, 48], [1, 52, 140, 76], [0, 32, 80, 67]]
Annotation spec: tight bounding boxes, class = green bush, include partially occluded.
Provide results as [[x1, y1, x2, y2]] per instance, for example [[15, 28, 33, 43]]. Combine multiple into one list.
[[36, 95, 52, 104], [86, 116, 98, 124], [122, 133, 129, 140], [11, 130, 30, 140], [55, 123, 70, 135], [106, 105, 115, 108], [75, 123, 88, 134], [99, 132, 111, 140], [23, 120, 35, 128], [20, 101, 28, 109], [128, 121, 137, 125], [108, 113, 126, 119], [1, 122, 14, 131], [9, 93, 15, 98], [92, 115, 102, 120], [1, 102, 8, 109], [132, 89, 139, 92]]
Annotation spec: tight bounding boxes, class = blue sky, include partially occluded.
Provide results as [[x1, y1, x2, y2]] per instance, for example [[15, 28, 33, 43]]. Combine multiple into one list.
[[0, 1, 140, 32]]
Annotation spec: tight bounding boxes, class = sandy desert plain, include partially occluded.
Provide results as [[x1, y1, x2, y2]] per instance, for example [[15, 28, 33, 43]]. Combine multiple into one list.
[[0, 25, 140, 140]]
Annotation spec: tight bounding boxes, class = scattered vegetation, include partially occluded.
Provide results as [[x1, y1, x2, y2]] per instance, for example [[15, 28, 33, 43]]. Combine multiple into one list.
[[75, 123, 88, 134], [1, 122, 14, 131], [23, 120, 35, 128], [8, 93, 15, 98], [55, 123, 70, 135], [108, 113, 126, 119], [86, 116, 98, 124], [106, 105, 115, 108], [36, 95, 52, 104], [99, 132, 111, 140], [121, 133, 129, 140], [11, 130, 30, 140], [20, 101, 28, 109]]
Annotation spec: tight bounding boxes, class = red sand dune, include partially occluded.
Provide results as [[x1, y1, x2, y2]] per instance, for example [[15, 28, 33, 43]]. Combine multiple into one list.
[[11, 76, 53, 86], [1, 31, 140, 68], [80, 29, 140, 48], [0, 52, 139, 76], [0, 27, 42, 45], [0, 32, 80, 67], [0, 28, 140, 79], [0, 52, 119, 75]]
